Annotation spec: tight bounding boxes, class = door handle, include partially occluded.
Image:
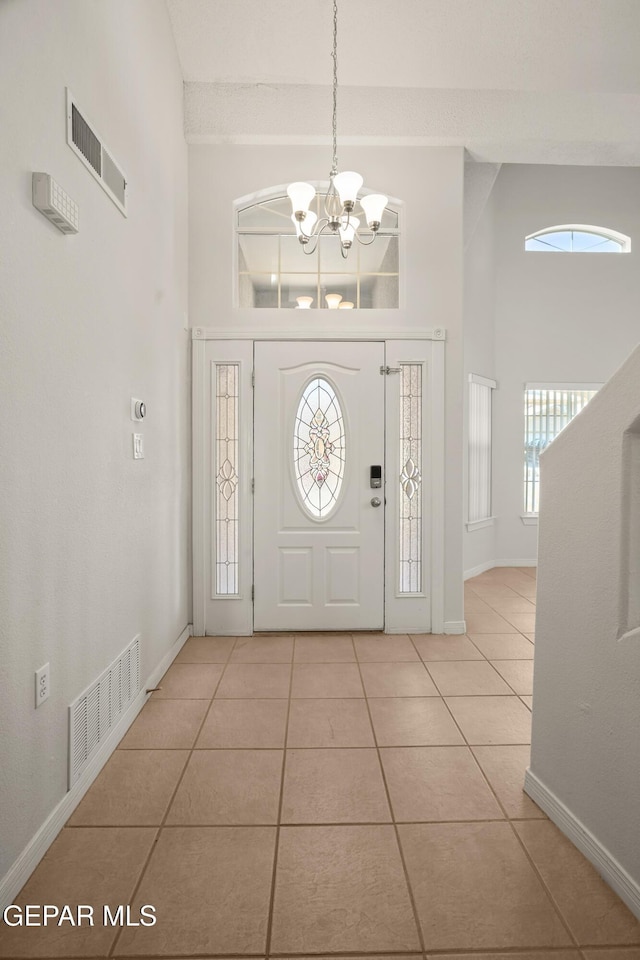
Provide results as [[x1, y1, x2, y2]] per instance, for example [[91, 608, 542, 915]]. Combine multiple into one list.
[[370, 497, 382, 507]]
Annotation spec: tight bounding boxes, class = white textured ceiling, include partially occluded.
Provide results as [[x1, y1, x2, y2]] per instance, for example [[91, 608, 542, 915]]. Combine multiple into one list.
[[166, 0, 640, 164], [166, 0, 640, 92]]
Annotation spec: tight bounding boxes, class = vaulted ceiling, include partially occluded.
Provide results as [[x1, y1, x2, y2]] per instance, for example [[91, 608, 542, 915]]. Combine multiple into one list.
[[166, 0, 640, 164]]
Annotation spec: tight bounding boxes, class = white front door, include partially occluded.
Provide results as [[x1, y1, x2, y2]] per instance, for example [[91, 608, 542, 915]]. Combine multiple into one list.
[[254, 341, 385, 631]]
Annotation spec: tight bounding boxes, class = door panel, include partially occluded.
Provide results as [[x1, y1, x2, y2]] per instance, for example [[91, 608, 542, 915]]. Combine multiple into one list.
[[254, 341, 385, 631]]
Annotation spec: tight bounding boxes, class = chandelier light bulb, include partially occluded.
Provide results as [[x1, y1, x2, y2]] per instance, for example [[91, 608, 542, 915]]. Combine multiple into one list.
[[296, 296, 314, 309], [325, 293, 343, 309], [338, 301, 354, 309], [359, 193, 388, 230], [287, 181, 315, 218], [333, 171, 364, 209]]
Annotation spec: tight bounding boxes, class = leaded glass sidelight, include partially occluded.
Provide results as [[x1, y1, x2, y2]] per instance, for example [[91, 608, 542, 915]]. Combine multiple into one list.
[[215, 364, 239, 595], [294, 378, 346, 519], [399, 363, 423, 593]]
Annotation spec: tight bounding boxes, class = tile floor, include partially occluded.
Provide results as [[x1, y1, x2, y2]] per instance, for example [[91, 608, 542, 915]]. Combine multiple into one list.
[[3, 567, 640, 958]]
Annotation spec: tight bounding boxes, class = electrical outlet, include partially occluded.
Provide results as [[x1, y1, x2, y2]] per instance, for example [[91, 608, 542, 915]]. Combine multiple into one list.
[[35, 663, 50, 708]]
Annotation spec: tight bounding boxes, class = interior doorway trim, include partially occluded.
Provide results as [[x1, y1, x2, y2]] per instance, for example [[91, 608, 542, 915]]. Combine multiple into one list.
[[192, 331, 446, 635]]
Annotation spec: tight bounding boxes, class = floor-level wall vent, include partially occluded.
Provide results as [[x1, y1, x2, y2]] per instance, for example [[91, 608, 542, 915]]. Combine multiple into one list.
[[66, 88, 128, 216], [68, 635, 140, 787]]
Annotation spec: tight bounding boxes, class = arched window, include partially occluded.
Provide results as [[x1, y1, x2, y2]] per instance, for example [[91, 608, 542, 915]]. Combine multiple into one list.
[[525, 224, 630, 253], [236, 186, 400, 309]]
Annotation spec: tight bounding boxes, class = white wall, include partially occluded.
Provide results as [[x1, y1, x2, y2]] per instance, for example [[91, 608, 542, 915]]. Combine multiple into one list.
[[0, 0, 189, 885], [463, 177, 497, 576], [528, 344, 640, 911], [188, 143, 466, 628], [492, 164, 640, 563]]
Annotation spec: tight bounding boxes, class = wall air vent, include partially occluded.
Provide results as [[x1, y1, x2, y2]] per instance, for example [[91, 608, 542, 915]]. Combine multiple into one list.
[[68, 634, 140, 787], [66, 89, 128, 216]]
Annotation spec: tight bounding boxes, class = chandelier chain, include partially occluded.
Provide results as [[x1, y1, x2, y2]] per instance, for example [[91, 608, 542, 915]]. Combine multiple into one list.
[[331, 0, 338, 177]]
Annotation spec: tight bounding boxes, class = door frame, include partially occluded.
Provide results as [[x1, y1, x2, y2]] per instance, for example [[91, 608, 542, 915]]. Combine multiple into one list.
[[192, 326, 446, 635]]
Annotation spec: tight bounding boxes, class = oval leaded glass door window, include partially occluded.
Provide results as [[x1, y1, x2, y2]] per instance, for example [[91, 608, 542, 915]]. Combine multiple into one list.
[[293, 377, 346, 519]]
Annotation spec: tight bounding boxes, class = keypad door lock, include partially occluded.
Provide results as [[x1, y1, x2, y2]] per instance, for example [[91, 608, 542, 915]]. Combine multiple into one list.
[[370, 465, 382, 488]]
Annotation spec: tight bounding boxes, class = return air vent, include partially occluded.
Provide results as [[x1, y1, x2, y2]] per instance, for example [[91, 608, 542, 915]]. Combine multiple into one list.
[[68, 634, 140, 787], [66, 89, 128, 216]]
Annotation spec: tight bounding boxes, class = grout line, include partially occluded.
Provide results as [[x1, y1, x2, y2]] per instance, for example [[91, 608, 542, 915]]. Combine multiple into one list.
[[353, 656, 427, 956], [106, 635, 239, 958], [263, 649, 296, 960]]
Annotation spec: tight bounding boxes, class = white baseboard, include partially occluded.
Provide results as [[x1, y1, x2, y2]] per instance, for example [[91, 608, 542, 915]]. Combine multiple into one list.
[[464, 560, 496, 580], [444, 620, 467, 635], [0, 624, 192, 912], [495, 558, 537, 567], [465, 559, 537, 580], [524, 768, 640, 921]]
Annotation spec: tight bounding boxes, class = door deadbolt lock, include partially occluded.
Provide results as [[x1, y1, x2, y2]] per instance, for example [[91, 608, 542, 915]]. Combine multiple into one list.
[[370, 465, 382, 488], [370, 497, 382, 507]]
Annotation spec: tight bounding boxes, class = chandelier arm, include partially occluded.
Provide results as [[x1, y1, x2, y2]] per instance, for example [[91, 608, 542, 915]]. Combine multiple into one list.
[[355, 231, 379, 246], [299, 216, 331, 241]]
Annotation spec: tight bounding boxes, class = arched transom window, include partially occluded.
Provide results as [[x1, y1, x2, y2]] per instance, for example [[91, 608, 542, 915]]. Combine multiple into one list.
[[236, 187, 400, 309], [525, 224, 630, 253]]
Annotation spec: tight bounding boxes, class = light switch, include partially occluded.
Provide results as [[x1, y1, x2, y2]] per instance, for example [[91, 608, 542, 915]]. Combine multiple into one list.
[[133, 433, 144, 459]]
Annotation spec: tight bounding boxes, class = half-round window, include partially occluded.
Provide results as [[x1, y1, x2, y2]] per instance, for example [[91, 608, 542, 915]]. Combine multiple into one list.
[[293, 377, 346, 519], [525, 224, 630, 253]]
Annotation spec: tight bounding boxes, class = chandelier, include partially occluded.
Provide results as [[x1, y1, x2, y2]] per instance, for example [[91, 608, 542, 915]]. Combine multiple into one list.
[[286, 0, 388, 259]]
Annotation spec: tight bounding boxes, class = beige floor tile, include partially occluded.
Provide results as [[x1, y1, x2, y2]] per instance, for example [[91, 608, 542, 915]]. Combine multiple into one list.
[[152, 662, 223, 699], [467, 584, 522, 599], [230, 634, 294, 662], [294, 634, 356, 661], [368, 697, 464, 746], [445, 696, 532, 744], [175, 635, 235, 662], [196, 698, 288, 748], [463, 597, 496, 614], [353, 633, 419, 661], [281, 748, 391, 823], [0, 827, 156, 958], [582, 951, 640, 960], [399, 821, 571, 949], [504, 612, 537, 633], [429, 953, 579, 960], [426, 660, 513, 696], [515, 820, 640, 944], [68, 750, 188, 826], [270, 825, 421, 953], [491, 659, 535, 695], [464, 612, 518, 633], [511, 582, 537, 599], [215, 662, 291, 698], [381, 746, 503, 822], [524, 633, 536, 642], [114, 826, 276, 956], [360, 661, 439, 697], [166, 749, 282, 824], [412, 634, 484, 660], [470, 745, 546, 819], [291, 662, 364, 698], [521, 695, 533, 709], [119, 699, 209, 749], [469, 633, 534, 659], [287, 698, 374, 747], [489, 597, 537, 614]]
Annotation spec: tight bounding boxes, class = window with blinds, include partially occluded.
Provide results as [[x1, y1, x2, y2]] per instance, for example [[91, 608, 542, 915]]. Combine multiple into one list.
[[468, 374, 496, 527], [524, 384, 600, 515]]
